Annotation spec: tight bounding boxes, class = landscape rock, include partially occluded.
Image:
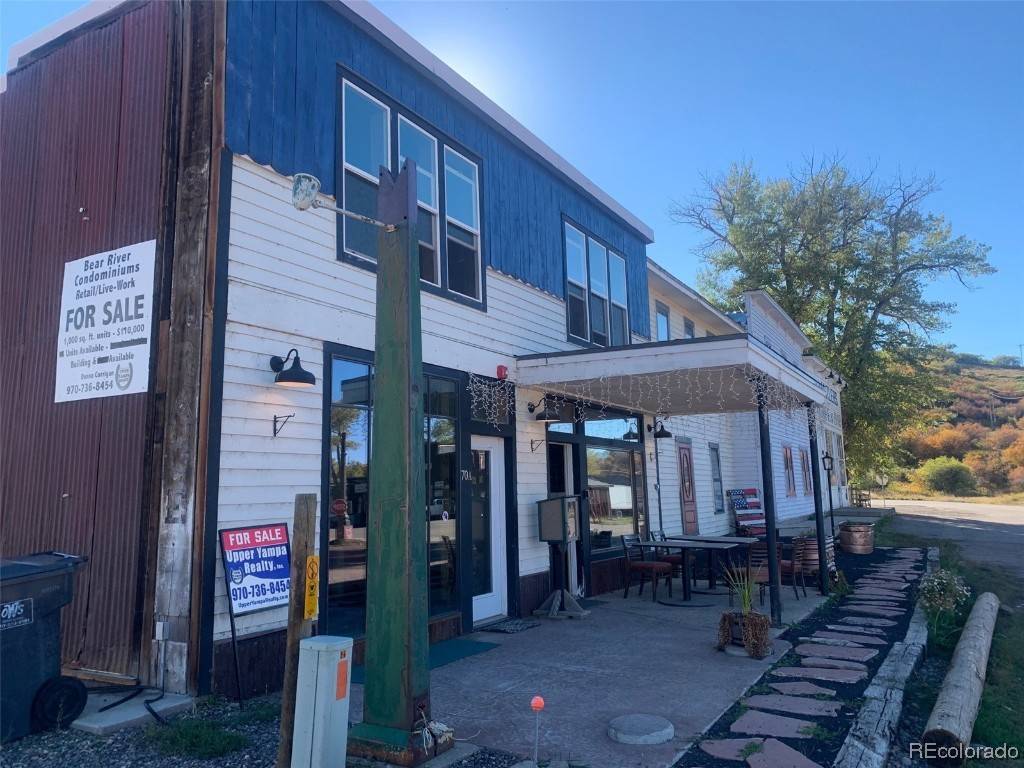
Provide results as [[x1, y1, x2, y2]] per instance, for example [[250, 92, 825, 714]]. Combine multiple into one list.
[[742, 694, 840, 717], [746, 738, 824, 768], [794, 643, 878, 662], [700, 738, 764, 761], [813, 630, 886, 645], [799, 656, 868, 671], [730, 710, 815, 739], [840, 615, 897, 627], [770, 666, 867, 683], [769, 681, 836, 696]]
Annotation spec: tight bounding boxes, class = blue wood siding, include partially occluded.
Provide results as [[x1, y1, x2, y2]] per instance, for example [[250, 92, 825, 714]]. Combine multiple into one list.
[[225, 0, 650, 337]]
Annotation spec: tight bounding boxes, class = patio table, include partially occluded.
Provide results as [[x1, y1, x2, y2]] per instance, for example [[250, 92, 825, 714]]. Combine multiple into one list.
[[665, 536, 751, 591], [631, 540, 738, 604]]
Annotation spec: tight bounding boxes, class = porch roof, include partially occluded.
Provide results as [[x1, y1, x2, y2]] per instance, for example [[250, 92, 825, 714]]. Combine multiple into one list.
[[515, 333, 829, 416]]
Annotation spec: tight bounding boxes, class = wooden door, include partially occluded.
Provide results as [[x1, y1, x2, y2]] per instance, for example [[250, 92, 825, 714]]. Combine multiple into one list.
[[678, 443, 699, 533]]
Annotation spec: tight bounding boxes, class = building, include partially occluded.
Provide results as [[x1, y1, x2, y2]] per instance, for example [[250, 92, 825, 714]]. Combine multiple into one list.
[[1, 0, 847, 698]]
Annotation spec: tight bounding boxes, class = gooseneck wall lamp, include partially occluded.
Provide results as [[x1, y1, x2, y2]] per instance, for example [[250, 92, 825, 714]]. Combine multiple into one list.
[[270, 348, 316, 388], [646, 420, 673, 440], [527, 397, 561, 422]]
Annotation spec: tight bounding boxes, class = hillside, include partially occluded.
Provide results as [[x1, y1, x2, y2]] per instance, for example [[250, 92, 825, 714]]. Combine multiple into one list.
[[896, 357, 1024, 497]]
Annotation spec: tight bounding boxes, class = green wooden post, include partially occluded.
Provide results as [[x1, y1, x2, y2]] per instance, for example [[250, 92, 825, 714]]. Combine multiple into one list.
[[348, 161, 446, 765]]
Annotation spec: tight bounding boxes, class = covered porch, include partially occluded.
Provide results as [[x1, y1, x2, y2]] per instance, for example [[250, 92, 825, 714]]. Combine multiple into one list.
[[515, 333, 833, 624]]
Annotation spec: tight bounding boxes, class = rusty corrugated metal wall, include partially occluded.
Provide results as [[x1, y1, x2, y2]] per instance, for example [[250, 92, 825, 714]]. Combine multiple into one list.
[[0, 1, 175, 677]]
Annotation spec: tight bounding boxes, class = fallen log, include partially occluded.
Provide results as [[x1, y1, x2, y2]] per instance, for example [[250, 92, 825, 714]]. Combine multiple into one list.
[[922, 592, 1000, 766]]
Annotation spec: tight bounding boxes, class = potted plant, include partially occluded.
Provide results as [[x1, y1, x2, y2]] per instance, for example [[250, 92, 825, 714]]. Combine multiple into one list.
[[717, 565, 772, 658]]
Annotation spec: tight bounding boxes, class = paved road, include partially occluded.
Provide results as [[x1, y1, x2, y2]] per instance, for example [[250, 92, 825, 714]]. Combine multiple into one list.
[[886, 499, 1024, 584]]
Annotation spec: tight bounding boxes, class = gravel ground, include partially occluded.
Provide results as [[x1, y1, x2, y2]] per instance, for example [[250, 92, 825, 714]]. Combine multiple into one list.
[[0, 693, 524, 768], [1, 695, 279, 768]]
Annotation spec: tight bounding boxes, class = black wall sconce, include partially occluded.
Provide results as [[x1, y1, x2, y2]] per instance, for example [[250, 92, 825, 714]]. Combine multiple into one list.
[[270, 349, 316, 388], [526, 397, 561, 422], [647, 420, 673, 439]]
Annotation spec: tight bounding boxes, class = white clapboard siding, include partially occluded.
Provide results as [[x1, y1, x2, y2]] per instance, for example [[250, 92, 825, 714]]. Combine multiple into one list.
[[214, 156, 582, 638]]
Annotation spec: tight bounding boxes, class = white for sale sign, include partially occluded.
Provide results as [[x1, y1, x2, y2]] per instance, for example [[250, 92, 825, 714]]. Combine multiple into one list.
[[54, 240, 156, 402]]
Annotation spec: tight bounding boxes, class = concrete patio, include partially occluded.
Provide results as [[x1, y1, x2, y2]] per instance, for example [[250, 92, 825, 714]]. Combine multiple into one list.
[[348, 584, 826, 768]]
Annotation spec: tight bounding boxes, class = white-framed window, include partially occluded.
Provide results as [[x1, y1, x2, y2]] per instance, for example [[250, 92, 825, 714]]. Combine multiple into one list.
[[342, 80, 391, 262], [565, 223, 589, 341], [398, 116, 439, 285], [563, 221, 629, 347], [444, 146, 481, 300], [588, 239, 609, 346], [709, 443, 725, 514], [655, 302, 670, 341], [609, 253, 628, 345]]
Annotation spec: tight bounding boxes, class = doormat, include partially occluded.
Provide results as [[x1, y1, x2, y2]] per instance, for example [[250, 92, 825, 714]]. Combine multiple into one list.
[[351, 637, 499, 684], [480, 618, 540, 634]]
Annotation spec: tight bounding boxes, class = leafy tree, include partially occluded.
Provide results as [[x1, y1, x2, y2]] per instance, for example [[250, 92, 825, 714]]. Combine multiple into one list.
[[671, 157, 994, 478], [990, 355, 1022, 368]]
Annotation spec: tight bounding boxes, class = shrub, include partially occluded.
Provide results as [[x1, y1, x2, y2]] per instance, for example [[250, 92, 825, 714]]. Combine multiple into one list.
[[916, 456, 977, 495], [918, 569, 971, 648], [1008, 466, 1024, 490], [1003, 436, 1024, 468], [986, 423, 1022, 451], [964, 450, 1009, 492]]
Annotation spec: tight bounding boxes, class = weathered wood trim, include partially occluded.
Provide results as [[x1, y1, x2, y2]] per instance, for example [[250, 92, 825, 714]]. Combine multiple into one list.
[[153, 0, 217, 695]]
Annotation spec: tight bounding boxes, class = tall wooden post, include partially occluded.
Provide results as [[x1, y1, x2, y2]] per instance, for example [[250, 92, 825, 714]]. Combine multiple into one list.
[[276, 493, 318, 767], [348, 161, 443, 766], [805, 403, 829, 595], [755, 381, 783, 626]]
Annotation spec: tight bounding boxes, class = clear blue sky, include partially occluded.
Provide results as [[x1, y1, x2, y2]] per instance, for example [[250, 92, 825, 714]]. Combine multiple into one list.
[[4, 1, 1021, 359]]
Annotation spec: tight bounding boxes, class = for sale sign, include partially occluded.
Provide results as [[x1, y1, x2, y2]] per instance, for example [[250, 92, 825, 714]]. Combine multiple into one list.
[[54, 239, 156, 402], [219, 524, 291, 616]]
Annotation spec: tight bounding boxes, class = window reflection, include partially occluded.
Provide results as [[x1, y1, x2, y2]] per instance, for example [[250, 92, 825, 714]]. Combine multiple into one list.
[[587, 447, 644, 551], [326, 359, 463, 636], [328, 360, 372, 637]]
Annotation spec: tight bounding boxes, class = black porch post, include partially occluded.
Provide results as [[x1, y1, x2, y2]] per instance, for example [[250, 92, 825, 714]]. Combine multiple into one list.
[[805, 403, 829, 595], [756, 384, 783, 626]]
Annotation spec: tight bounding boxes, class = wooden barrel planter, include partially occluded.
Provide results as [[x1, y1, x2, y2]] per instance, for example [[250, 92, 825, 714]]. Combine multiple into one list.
[[839, 522, 874, 554]]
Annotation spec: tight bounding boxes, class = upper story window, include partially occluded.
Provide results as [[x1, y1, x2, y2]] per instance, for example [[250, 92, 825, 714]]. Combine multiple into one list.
[[399, 117, 439, 285], [342, 82, 390, 262], [683, 317, 696, 339], [444, 147, 481, 300], [339, 77, 483, 305], [655, 302, 670, 341], [564, 221, 629, 347]]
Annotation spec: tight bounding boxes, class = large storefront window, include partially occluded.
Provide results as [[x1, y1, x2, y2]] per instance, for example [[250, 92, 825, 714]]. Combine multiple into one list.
[[326, 355, 463, 637], [544, 405, 646, 556], [425, 376, 459, 615]]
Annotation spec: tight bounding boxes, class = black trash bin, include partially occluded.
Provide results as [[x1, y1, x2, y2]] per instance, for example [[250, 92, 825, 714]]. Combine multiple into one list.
[[1, 552, 88, 743]]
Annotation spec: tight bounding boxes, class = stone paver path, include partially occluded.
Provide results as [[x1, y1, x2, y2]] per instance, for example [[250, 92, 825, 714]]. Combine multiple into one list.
[[794, 643, 878, 662], [730, 710, 815, 739], [812, 630, 886, 645], [770, 666, 867, 683], [840, 604, 904, 618], [746, 738, 824, 768], [769, 681, 835, 696], [700, 737, 764, 761], [825, 623, 884, 635], [692, 548, 922, 768], [839, 615, 897, 627], [742, 694, 840, 717], [799, 656, 868, 672]]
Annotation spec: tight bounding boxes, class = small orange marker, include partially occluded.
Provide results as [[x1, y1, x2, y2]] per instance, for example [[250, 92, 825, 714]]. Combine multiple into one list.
[[531, 695, 544, 764]]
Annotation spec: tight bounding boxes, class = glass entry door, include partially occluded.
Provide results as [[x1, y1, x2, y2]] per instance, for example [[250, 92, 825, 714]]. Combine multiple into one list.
[[470, 435, 507, 624]]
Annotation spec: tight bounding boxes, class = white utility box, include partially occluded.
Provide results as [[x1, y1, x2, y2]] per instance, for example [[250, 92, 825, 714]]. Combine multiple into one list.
[[291, 635, 354, 768]]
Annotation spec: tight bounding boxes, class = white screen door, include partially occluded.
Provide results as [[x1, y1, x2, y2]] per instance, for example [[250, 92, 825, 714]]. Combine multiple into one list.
[[470, 436, 507, 624]]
